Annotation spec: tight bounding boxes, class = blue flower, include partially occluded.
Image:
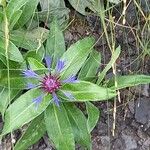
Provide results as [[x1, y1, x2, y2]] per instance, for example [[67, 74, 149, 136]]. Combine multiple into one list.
[[62, 75, 79, 83], [22, 56, 78, 108], [56, 59, 65, 73], [22, 69, 39, 78]]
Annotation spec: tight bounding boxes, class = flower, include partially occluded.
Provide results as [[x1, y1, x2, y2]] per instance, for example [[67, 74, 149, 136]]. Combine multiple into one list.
[[22, 56, 78, 108]]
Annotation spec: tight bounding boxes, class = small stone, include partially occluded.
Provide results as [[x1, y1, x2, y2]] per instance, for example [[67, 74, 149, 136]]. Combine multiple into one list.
[[142, 137, 150, 149], [100, 136, 110, 150], [128, 100, 135, 114], [64, 30, 73, 41], [92, 136, 110, 150], [135, 98, 150, 124], [137, 129, 147, 139], [112, 139, 125, 150], [122, 133, 137, 150]]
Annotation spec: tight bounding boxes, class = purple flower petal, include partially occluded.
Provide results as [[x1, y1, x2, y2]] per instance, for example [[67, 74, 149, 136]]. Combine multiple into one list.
[[26, 83, 37, 89], [63, 91, 75, 100], [32, 95, 43, 109], [52, 92, 60, 107], [45, 56, 52, 69], [56, 59, 65, 73], [22, 69, 39, 78], [62, 75, 78, 83]]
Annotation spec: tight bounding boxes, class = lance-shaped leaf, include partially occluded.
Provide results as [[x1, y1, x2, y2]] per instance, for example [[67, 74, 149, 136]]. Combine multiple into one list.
[[9, 10, 22, 30], [86, 102, 100, 132], [0, 87, 20, 118], [6, 0, 28, 20], [0, 37, 24, 62], [0, 69, 47, 89], [78, 50, 101, 79], [61, 37, 95, 79], [15, 0, 39, 28], [97, 46, 121, 84], [108, 75, 150, 90], [67, 0, 92, 15], [60, 81, 116, 101], [27, 57, 46, 70], [64, 103, 92, 149], [1, 88, 51, 136], [46, 18, 65, 67], [10, 27, 49, 50], [14, 113, 46, 150], [45, 104, 75, 150]]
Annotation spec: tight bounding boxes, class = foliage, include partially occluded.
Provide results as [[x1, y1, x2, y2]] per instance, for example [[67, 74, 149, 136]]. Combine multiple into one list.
[[0, 0, 150, 150]]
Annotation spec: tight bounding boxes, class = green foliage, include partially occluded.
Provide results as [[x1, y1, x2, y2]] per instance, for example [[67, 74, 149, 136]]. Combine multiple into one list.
[[65, 103, 92, 149], [0, 87, 19, 118], [78, 50, 101, 79], [46, 18, 65, 67], [1, 89, 51, 136], [0, 37, 23, 62], [10, 28, 49, 50], [60, 81, 116, 101], [6, 0, 28, 20], [45, 104, 75, 150], [108, 75, 150, 90], [86, 102, 100, 132], [38, 0, 69, 27], [14, 113, 46, 150], [61, 37, 95, 79], [15, 0, 39, 28], [97, 46, 121, 84], [67, 0, 92, 15]]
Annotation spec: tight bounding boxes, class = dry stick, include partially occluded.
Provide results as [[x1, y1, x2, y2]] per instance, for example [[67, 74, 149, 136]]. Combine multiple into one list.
[[122, 0, 127, 25], [2, 0, 15, 149], [109, 15, 121, 136]]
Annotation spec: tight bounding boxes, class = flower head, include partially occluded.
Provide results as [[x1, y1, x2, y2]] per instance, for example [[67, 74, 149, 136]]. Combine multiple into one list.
[[22, 56, 78, 108]]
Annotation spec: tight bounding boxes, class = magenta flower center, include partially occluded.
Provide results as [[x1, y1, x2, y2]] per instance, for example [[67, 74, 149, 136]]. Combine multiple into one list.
[[41, 75, 61, 93]]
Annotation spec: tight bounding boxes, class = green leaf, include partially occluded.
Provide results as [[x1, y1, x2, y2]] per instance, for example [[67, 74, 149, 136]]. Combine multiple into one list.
[[0, 87, 19, 118], [46, 18, 65, 67], [0, 69, 34, 89], [1, 88, 51, 136], [0, 37, 24, 62], [108, 0, 121, 4], [6, 0, 28, 20], [39, 0, 69, 27], [45, 104, 75, 150], [9, 10, 22, 30], [97, 46, 121, 84], [108, 75, 150, 90], [0, 55, 22, 69], [0, 69, 47, 89], [61, 37, 95, 79], [64, 103, 91, 149], [78, 50, 101, 79], [15, 0, 39, 28], [14, 113, 46, 150], [60, 81, 116, 101], [86, 102, 100, 132], [0, 11, 3, 22], [0, 53, 21, 68], [10, 27, 49, 50], [25, 45, 45, 61], [28, 57, 45, 70], [67, 0, 92, 15], [0, 59, 6, 69]]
